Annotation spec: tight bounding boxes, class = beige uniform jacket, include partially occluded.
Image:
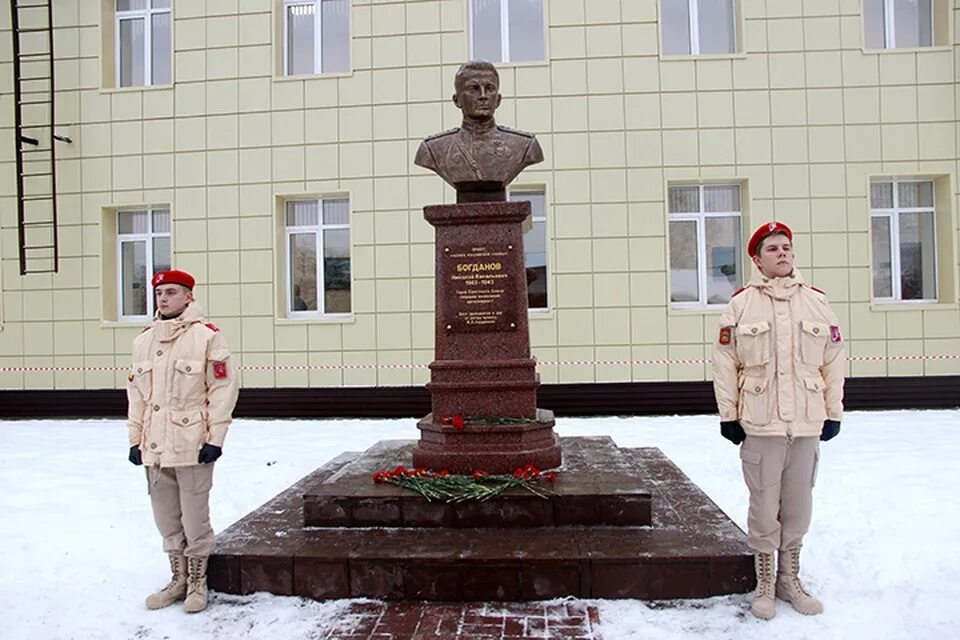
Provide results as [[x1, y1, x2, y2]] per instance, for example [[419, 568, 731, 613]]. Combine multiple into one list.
[[127, 303, 239, 467], [712, 268, 845, 438]]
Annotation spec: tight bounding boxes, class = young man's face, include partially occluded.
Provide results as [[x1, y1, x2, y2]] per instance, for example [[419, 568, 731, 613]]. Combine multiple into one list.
[[453, 70, 501, 120], [155, 284, 193, 317], [752, 232, 794, 278]]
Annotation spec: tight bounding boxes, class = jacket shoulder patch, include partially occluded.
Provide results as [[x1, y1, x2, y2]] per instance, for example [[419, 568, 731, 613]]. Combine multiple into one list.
[[205, 322, 220, 332]]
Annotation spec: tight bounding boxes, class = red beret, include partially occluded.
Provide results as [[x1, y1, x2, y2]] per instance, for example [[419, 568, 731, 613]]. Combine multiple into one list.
[[151, 269, 195, 290], [748, 221, 793, 257]]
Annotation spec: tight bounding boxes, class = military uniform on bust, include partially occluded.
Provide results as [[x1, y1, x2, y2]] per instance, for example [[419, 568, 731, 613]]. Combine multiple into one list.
[[712, 222, 845, 620], [126, 269, 239, 613]]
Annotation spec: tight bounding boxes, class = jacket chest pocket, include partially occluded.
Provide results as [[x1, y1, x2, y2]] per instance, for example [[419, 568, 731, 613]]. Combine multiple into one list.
[[799, 320, 829, 366], [130, 361, 153, 400], [172, 359, 205, 405], [736, 321, 771, 366]]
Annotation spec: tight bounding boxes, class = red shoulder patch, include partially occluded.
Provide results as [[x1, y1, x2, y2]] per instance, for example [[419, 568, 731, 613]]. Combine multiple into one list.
[[205, 322, 220, 332], [810, 286, 826, 295], [731, 287, 746, 298]]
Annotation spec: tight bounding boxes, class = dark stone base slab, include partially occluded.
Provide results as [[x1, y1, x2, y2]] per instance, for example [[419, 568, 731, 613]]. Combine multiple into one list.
[[303, 435, 649, 528], [411, 409, 562, 474], [209, 437, 754, 601]]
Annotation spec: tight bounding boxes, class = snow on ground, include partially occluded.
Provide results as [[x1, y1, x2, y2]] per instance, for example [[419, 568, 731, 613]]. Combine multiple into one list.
[[1, 410, 958, 640]]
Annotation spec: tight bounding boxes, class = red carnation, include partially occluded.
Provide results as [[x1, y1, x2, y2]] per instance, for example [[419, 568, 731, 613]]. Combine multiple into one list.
[[438, 470, 449, 477], [513, 467, 525, 479], [439, 415, 453, 425], [546, 471, 557, 483], [452, 414, 465, 429]]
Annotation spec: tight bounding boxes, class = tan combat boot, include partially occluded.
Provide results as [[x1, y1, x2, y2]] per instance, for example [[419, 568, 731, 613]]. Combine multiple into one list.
[[750, 551, 777, 619], [145, 553, 187, 609], [183, 556, 209, 613], [777, 546, 824, 615]]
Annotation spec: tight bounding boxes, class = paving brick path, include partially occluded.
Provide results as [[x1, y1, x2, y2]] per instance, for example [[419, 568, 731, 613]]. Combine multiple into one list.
[[320, 601, 602, 639]]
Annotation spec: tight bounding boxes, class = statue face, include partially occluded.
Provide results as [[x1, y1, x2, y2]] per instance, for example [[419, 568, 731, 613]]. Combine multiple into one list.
[[453, 70, 501, 119]]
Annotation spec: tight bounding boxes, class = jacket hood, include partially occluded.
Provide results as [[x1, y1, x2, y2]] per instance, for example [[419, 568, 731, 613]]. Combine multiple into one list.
[[746, 265, 806, 300], [152, 302, 206, 342]]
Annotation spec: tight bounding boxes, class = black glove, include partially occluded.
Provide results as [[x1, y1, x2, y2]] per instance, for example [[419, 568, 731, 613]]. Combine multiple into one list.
[[720, 420, 746, 445], [820, 419, 841, 442], [198, 443, 222, 464], [128, 445, 142, 466]]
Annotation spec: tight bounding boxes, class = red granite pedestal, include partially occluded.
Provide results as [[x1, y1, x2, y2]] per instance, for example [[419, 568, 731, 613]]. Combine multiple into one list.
[[411, 201, 561, 474]]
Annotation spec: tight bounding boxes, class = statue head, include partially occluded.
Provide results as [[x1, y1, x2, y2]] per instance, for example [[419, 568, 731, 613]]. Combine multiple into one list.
[[453, 60, 502, 121]]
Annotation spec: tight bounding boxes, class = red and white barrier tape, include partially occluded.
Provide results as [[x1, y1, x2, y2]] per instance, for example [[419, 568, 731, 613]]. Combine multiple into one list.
[[0, 353, 957, 374]]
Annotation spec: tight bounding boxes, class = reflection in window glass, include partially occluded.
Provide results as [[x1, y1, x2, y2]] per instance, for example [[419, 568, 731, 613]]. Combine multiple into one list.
[[324, 228, 351, 313], [871, 216, 893, 298], [508, 0, 545, 62], [287, 3, 315, 75], [121, 241, 147, 316], [151, 12, 171, 85], [864, 0, 934, 49], [705, 217, 740, 304], [697, 0, 736, 54], [321, 0, 350, 73], [289, 233, 318, 311], [119, 19, 145, 87], [509, 190, 549, 310], [669, 220, 699, 303], [661, 0, 692, 55], [899, 212, 936, 300]]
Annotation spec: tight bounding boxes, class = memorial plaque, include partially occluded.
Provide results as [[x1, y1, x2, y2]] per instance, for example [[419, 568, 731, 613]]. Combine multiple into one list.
[[441, 244, 517, 333]]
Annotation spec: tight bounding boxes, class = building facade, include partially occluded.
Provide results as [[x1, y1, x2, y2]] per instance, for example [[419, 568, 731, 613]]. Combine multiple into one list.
[[1, 0, 959, 395]]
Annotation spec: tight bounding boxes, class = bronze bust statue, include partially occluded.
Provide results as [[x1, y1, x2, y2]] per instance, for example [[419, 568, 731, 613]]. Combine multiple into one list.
[[414, 60, 544, 201]]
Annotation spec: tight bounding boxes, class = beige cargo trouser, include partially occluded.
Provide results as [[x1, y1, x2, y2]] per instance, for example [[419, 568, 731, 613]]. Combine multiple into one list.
[[146, 464, 215, 558], [739, 435, 820, 554]]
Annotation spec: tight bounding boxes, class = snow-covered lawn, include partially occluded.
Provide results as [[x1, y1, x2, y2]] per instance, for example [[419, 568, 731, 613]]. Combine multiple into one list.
[[1, 410, 958, 640]]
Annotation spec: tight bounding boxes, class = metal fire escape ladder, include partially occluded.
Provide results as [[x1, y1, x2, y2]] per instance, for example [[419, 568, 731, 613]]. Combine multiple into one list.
[[9, 0, 71, 275]]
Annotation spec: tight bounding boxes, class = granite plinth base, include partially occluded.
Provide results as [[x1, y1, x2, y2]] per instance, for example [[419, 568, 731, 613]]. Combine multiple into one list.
[[426, 358, 539, 420], [411, 409, 561, 474], [208, 437, 755, 602], [303, 434, 648, 528]]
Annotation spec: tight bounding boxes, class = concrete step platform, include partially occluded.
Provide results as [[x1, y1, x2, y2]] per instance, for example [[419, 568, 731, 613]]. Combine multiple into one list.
[[302, 436, 651, 528], [208, 437, 754, 601]]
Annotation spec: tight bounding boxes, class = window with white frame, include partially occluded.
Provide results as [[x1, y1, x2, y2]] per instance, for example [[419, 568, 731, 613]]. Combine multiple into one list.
[[283, 0, 350, 76], [870, 181, 937, 302], [285, 199, 351, 316], [115, 0, 171, 87], [863, 0, 934, 49], [470, 0, 545, 64], [509, 189, 548, 310], [668, 185, 743, 306], [661, 0, 737, 56], [117, 208, 171, 319]]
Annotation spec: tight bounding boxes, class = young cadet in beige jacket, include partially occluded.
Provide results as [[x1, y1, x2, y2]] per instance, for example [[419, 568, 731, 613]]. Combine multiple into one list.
[[712, 222, 844, 620], [126, 269, 239, 613]]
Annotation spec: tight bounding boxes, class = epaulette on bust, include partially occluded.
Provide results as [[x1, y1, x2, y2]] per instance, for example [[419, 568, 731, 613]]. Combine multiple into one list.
[[424, 127, 459, 141], [496, 124, 534, 138]]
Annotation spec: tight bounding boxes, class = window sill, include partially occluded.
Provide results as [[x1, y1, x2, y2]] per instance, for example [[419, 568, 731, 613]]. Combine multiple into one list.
[[484, 59, 550, 69], [274, 71, 354, 82], [99, 83, 173, 95], [870, 301, 957, 312], [660, 52, 747, 61], [861, 45, 952, 55], [101, 319, 151, 328], [276, 314, 355, 325], [528, 308, 553, 320], [669, 304, 726, 315]]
